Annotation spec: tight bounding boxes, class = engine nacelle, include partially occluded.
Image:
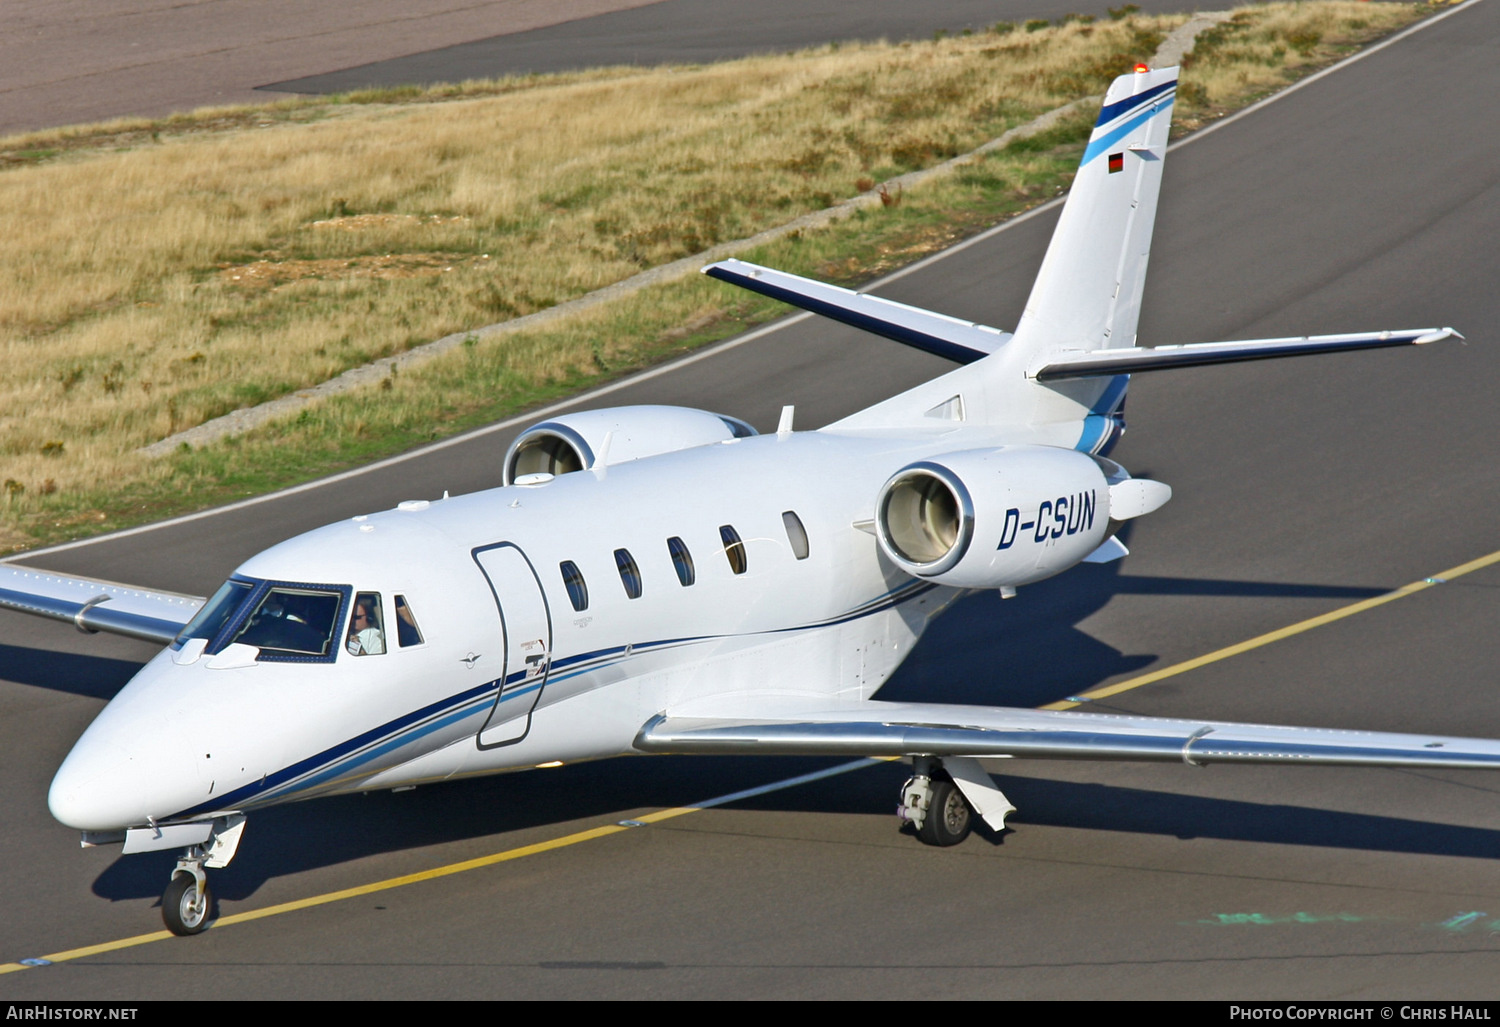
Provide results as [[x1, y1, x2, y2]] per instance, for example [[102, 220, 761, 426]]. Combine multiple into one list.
[[503, 405, 757, 485], [875, 446, 1115, 589]]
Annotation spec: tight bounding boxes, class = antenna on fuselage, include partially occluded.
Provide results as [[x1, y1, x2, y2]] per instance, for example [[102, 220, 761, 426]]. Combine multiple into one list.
[[593, 430, 614, 471]]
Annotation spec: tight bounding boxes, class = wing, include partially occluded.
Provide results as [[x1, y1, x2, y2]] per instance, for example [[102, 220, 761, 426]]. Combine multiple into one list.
[[702, 258, 1012, 364], [635, 699, 1500, 770], [0, 563, 203, 644], [1031, 329, 1462, 380]]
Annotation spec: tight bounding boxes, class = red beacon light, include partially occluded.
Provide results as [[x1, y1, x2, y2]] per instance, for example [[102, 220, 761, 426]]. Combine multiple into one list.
[[1133, 62, 1150, 73]]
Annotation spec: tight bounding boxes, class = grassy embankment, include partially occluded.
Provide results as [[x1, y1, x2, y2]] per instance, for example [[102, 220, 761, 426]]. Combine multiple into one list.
[[0, 2, 1424, 554]]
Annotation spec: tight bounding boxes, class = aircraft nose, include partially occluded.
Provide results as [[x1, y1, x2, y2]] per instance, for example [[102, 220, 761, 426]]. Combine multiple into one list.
[[49, 740, 137, 832], [49, 730, 208, 832], [48, 651, 226, 832]]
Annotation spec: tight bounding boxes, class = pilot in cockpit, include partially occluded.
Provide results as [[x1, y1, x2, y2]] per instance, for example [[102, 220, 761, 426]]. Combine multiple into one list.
[[346, 593, 386, 656]]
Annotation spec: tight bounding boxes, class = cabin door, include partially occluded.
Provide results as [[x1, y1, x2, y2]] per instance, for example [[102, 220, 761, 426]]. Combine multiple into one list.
[[473, 543, 553, 748]]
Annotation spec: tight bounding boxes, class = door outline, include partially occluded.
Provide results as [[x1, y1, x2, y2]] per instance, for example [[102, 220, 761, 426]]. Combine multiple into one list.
[[472, 542, 553, 749]]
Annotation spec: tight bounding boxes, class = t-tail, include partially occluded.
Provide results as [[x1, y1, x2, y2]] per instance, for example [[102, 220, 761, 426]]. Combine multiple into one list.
[[702, 66, 1459, 444], [1013, 67, 1177, 358]]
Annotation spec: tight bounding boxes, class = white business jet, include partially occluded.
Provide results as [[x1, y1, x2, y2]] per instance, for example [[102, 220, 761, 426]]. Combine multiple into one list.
[[2, 67, 1492, 937]]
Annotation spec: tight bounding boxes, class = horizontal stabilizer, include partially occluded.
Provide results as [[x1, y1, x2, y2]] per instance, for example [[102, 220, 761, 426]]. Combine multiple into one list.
[[1032, 328, 1462, 381], [636, 702, 1500, 770], [0, 564, 202, 644], [703, 258, 1011, 364]]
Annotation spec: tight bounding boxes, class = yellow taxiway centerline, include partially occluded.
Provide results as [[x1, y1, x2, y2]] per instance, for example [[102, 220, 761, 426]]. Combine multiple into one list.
[[0, 759, 882, 974], [6, 547, 1500, 974], [1039, 546, 1500, 711]]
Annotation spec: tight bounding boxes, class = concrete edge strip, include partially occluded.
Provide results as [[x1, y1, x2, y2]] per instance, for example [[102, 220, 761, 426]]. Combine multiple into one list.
[[10, 2, 1472, 561], [135, 14, 1238, 460]]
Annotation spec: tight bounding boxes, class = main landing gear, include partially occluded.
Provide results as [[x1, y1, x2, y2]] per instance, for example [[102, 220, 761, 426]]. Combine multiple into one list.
[[161, 815, 247, 936], [898, 757, 973, 846], [898, 756, 1016, 846]]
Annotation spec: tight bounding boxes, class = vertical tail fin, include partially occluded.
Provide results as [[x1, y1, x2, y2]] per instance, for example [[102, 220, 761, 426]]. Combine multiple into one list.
[[1012, 67, 1178, 357], [821, 67, 1178, 444]]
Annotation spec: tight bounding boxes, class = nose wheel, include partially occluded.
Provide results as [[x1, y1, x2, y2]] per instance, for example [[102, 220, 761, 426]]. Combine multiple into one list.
[[156, 815, 244, 936], [162, 870, 213, 936]]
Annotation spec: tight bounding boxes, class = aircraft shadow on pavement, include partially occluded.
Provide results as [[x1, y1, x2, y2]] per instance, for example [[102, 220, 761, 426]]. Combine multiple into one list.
[[996, 775, 1500, 858], [91, 752, 904, 902], [91, 749, 1500, 904], [0, 644, 144, 701], [874, 544, 1386, 709]]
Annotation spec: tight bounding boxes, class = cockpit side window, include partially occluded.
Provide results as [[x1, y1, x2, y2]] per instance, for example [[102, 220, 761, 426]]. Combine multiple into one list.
[[346, 592, 386, 656], [232, 586, 344, 658], [174, 579, 254, 650], [394, 595, 424, 647]]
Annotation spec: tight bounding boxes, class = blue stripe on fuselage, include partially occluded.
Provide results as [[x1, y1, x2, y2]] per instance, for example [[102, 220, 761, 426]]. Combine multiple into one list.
[[164, 578, 942, 820], [170, 678, 501, 820]]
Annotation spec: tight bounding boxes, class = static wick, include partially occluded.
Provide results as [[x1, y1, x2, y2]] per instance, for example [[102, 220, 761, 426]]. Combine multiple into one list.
[[617, 819, 646, 828]]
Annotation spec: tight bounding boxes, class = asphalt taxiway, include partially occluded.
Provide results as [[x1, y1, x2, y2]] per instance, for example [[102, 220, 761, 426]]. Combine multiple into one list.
[[2, 0, 1498, 1001], [4, 0, 1216, 137]]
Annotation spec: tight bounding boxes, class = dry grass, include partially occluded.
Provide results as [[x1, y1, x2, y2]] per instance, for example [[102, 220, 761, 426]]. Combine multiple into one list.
[[1173, 2, 1414, 125], [0, 3, 1427, 551]]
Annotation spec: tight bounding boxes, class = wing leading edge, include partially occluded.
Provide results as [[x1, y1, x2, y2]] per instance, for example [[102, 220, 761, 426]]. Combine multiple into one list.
[[702, 264, 1462, 381], [1031, 328, 1463, 380], [702, 258, 1011, 364], [0, 564, 202, 644], [635, 701, 1500, 770]]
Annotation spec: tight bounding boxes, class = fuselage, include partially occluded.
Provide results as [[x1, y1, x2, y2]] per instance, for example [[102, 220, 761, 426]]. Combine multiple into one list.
[[49, 425, 1047, 833]]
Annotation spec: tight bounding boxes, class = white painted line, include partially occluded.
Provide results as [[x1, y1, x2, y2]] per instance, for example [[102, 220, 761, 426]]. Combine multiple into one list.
[[688, 757, 887, 810], [1170, 0, 1485, 152]]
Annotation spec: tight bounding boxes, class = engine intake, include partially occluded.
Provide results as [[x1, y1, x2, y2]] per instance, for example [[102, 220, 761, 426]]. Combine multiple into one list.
[[875, 447, 1114, 589], [879, 463, 974, 576], [503, 405, 756, 485]]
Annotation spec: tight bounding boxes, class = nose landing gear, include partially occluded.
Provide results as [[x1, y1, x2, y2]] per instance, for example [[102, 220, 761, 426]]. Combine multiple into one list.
[[163, 866, 212, 936], [160, 814, 246, 936]]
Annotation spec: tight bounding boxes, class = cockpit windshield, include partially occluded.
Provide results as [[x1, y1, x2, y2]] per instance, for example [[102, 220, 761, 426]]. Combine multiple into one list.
[[174, 579, 253, 650], [172, 578, 350, 660], [231, 587, 344, 657]]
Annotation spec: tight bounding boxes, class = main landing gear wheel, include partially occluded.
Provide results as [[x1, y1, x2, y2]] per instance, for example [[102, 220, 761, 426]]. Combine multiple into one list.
[[917, 777, 973, 847], [162, 872, 213, 936]]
